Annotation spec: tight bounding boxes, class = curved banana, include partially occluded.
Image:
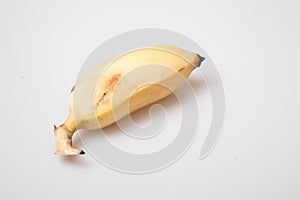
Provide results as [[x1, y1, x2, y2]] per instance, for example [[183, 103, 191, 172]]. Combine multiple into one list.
[[54, 45, 205, 155]]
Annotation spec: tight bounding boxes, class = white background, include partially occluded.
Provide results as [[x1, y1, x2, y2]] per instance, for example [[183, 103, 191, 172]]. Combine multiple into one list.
[[1, 0, 299, 199]]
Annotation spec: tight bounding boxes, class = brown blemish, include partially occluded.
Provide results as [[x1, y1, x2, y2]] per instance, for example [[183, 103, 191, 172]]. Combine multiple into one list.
[[178, 67, 184, 72], [107, 74, 121, 87], [96, 73, 122, 106], [96, 96, 105, 106], [59, 124, 72, 133], [71, 85, 75, 92]]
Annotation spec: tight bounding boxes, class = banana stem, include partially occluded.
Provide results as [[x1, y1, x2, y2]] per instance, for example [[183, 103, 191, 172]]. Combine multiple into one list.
[[54, 115, 84, 155]]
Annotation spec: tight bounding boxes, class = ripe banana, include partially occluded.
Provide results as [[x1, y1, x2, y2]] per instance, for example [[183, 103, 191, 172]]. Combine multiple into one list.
[[54, 45, 205, 155]]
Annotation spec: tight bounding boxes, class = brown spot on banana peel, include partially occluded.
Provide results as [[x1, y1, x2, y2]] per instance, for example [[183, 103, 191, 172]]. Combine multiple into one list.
[[96, 73, 122, 105], [59, 124, 73, 133], [108, 73, 121, 87], [178, 67, 184, 72], [70, 85, 75, 92]]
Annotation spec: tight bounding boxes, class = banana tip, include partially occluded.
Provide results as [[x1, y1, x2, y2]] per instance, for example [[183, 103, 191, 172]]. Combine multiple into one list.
[[195, 54, 205, 68], [198, 54, 205, 63], [200, 56, 205, 62]]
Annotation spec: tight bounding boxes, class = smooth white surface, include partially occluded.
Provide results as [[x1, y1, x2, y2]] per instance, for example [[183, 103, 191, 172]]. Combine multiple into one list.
[[0, 0, 299, 199]]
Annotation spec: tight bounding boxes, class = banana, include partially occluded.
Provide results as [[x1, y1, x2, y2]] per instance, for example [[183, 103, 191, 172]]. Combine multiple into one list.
[[54, 45, 205, 155]]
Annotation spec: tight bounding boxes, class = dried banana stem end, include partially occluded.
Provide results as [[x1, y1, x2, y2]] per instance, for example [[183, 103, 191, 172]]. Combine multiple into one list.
[[54, 124, 85, 155]]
